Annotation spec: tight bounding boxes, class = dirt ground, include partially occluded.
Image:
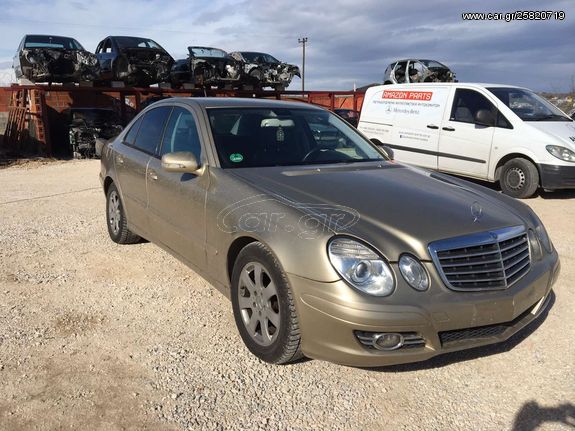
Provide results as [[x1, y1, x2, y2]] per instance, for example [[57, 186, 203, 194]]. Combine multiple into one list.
[[0, 160, 573, 431]]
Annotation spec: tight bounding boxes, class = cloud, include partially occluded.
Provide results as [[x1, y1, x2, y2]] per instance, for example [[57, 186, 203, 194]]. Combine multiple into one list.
[[0, 0, 572, 91]]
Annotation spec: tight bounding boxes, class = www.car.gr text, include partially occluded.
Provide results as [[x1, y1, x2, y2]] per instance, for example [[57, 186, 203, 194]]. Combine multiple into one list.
[[462, 11, 565, 22]]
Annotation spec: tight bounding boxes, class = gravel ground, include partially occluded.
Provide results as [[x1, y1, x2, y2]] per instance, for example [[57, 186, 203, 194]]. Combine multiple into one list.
[[0, 159, 573, 431]]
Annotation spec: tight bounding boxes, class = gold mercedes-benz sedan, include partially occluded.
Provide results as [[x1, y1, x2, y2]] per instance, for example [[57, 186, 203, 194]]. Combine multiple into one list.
[[100, 97, 560, 366]]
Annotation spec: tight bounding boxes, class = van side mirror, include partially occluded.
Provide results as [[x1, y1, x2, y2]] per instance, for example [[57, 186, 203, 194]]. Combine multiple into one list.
[[370, 138, 394, 160], [161, 152, 204, 175], [475, 109, 496, 127]]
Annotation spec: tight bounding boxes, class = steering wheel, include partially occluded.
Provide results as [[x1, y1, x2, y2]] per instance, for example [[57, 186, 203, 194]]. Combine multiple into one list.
[[302, 148, 352, 163], [302, 148, 327, 162]]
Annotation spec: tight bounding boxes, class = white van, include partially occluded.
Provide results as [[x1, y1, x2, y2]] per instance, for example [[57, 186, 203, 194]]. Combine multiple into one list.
[[358, 83, 575, 198]]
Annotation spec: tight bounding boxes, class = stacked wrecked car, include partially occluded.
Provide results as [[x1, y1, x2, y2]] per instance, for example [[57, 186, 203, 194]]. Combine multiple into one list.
[[13, 35, 99, 84], [229, 51, 300, 90], [13, 34, 301, 89]]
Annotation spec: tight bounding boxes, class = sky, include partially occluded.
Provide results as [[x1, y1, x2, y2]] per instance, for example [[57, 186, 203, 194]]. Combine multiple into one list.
[[0, 0, 573, 91]]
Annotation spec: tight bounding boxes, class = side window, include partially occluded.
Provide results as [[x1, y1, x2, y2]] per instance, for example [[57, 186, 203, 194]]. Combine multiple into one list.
[[95, 41, 103, 54], [104, 39, 113, 53], [450, 89, 496, 124], [133, 107, 172, 155], [159, 107, 202, 160], [394, 61, 407, 83], [123, 116, 143, 146]]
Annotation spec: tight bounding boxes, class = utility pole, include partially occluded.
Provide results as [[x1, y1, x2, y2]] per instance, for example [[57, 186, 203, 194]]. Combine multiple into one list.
[[298, 37, 308, 92]]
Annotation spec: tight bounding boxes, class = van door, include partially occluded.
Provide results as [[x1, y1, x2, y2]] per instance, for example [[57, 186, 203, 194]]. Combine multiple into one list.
[[438, 88, 496, 178], [386, 85, 450, 170]]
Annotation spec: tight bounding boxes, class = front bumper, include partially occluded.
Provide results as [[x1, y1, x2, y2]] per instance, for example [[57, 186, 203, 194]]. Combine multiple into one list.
[[539, 164, 575, 190], [288, 251, 560, 367]]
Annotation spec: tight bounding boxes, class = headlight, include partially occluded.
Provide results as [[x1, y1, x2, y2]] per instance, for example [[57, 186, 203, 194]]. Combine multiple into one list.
[[328, 237, 395, 296], [532, 217, 553, 253], [527, 229, 542, 261], [546, 145, 575, 162], [399, 254, 430, 291]]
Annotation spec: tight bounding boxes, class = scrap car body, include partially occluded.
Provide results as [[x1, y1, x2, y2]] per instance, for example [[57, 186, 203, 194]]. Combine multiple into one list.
[[13, 34, 99, 84], [383, 59, 456, 84], [229, 51, 300, 90], [171, 47, 242, 88], [69, 108, 122, 159], [95, 36, 174, 86]]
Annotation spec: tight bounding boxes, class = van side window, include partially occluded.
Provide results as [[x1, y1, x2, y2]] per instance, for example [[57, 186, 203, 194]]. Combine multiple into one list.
[[133, 107, 172, 155], [159, 107, 202, 160], [450, 89, 496, 124]]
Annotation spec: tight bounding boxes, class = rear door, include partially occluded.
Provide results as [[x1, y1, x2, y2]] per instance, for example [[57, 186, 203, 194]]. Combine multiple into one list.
[[95, 38, 115, 79], [146, 105, 209, 269], [114, 106, 172, 234], [438, 87, 497, 178]]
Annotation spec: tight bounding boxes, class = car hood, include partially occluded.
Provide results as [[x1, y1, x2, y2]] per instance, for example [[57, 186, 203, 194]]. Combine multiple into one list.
[[230, 162, 529, 261], [527, 121, 575, 150]]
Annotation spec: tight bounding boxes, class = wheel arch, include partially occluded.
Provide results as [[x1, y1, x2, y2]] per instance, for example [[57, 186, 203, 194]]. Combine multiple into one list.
[[103, 176, 114, 195], [226, 236, 259, 285], [494, 153, 540, 185]]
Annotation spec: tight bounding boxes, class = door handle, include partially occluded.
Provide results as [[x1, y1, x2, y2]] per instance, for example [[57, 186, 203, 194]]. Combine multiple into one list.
[[148, 171, 158, 181], [116, 155, 124, 165], [427, 124, 439, 130], [442, 126, 455, 132]]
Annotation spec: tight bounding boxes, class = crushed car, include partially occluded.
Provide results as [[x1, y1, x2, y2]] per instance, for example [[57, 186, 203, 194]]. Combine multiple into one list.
[[69, 108, 123, 159], [170, 46, 242, 88], [229, 51, 300, 90], [383, 59, 456, 84], [95, 36, 174, 87], [13, 34, 99, 84]]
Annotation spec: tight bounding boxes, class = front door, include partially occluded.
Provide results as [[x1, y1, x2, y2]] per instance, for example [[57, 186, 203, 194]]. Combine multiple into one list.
[[147, 106, 208, 268], [438, 88, 496, 178]]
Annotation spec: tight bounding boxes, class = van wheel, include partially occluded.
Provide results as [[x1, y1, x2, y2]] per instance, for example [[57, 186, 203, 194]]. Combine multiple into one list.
[[499, 158, 539, 199]]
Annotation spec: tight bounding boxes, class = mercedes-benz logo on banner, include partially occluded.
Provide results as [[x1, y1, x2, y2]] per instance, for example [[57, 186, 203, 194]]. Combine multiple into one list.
[[471, 201, 483, 223]]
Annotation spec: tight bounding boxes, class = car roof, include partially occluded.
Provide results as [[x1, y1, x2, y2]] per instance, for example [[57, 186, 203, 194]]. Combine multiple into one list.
[[150, 97, 325, 111]]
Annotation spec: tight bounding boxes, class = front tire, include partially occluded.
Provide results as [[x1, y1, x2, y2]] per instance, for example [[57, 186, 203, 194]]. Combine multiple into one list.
[[231, 242, 302, 364], [499, 158, 539, 199], [106, 183, 140, 244]]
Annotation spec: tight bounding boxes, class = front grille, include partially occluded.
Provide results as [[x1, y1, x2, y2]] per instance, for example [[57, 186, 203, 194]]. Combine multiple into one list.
[[429, 226, 530, 291]]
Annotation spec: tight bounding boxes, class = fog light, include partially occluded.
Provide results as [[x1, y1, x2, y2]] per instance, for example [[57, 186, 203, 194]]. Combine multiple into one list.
[[373, 333, 404, 351]]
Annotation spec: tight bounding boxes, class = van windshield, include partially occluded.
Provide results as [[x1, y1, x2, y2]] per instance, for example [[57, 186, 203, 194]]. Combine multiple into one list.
[[488, 87, 571, 122]]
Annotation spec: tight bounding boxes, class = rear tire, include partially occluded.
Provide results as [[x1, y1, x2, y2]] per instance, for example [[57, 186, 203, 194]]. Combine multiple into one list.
[[106, 183, 141, 244], [499, 158, 539, 199], [231, 242, 302, 364]]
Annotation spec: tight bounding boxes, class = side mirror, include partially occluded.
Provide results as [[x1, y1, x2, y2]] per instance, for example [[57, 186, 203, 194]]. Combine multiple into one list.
[[370, 138, 394, 160], [161, 152, 204, 175], [475, 109, 496, 127]]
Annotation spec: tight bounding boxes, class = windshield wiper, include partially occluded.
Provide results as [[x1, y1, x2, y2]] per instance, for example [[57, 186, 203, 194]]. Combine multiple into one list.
[[531, 114, 570, 121]]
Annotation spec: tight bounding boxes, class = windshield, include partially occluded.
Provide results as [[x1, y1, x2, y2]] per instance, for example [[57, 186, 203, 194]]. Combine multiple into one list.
[[208, 108, 386, 168], [488, 87, 571, 122], [239, 52, 280, 64], [24, 35, 83, 50], [115, 37, 162, 50], [190, 47, 227, 58], [420, 60, 447, 69]]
